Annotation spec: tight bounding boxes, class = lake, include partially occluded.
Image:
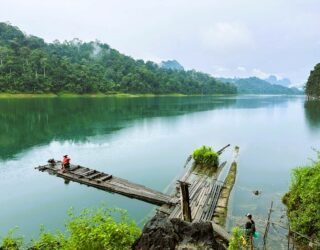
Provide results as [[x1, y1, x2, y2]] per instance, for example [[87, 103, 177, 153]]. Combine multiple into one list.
[[0, 95, 319, 246]]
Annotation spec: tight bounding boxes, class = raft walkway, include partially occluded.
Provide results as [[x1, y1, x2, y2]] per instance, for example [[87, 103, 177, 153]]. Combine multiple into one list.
[[36, 163, 176, 206], [35, 144, 235, 226]]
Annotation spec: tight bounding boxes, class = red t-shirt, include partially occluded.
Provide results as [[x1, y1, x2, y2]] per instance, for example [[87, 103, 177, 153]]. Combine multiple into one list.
[[63, 157, 70, 165]]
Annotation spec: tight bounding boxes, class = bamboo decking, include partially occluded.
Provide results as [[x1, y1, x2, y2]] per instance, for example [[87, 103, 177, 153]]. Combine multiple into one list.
[[35, 144, 236, 231], [168, 169, 224, 222], [36, 162, 175, 206]]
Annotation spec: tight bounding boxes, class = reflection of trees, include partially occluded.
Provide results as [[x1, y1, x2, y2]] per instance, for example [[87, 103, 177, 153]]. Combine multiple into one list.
[[304, 100, 320, 131], [0, 96, 236, 160], [234, 95, 293, 109]]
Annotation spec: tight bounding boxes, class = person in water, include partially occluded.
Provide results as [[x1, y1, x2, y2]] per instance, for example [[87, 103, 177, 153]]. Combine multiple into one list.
[[61, 155, 71, 172], [245, 213, 256, 249]]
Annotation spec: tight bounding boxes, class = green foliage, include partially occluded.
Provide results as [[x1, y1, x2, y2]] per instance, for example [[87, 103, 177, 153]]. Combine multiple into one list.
[[0, 22, 237, 95], [65, 208, 141, 250], [0, 229, 23, 250], [192, 145, 219, 167], [228, 227, 246, 250], [305, 63, 320, 98], [0, 207, 141, 250], [283, 151, 320, 241]]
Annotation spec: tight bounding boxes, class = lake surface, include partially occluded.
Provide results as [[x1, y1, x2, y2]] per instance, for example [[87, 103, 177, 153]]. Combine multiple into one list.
[[1, 95, 319, 246]]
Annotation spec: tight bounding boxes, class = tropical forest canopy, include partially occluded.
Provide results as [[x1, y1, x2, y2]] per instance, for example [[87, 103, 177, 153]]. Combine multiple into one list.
[[0, 22, 236, 95], [305, 63, 320, 98]]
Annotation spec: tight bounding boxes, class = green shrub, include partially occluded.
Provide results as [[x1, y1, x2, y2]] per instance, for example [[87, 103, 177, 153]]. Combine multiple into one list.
[[283, 151, 320, 242], [1, 207, 141, 250], [29, 229, 65, 250], [0, 229, 23, 250], [228, 227, 246, 250], [192, 145, 219, 167], [65, 208, 141, 250]]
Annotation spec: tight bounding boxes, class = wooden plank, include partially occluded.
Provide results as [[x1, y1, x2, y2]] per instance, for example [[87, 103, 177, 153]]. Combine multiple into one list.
[[88, 172, 103, 180], [36, 163, 173, 206], [96, 174, 112, 182], [82, 169, 95, 176]]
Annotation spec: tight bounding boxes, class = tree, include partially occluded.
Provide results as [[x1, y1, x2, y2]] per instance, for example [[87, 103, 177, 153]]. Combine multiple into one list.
[[0, 22, 238, 95], [305, 63, 320, 98], [283, 151, 320, 242]]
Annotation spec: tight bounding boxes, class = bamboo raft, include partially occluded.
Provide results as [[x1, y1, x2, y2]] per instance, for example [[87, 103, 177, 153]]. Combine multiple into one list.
[[36, 162, 176, 206], [35, 144, 235, 232], [163, 144, 236, 223], [169, 179, 224, 222]]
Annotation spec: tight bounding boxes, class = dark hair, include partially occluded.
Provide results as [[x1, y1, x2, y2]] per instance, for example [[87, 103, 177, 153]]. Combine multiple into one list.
[[247, 214, 252, 219]]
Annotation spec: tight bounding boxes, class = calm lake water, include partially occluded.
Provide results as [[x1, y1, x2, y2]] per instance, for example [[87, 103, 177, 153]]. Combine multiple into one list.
[[0, 95, 319, 245]]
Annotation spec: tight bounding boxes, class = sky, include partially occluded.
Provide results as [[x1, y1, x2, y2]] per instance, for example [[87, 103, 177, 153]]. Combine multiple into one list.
[[1, 0, 319, 86]]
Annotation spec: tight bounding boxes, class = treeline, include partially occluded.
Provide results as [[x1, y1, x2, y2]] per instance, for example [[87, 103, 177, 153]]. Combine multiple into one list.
[[305, 63, 320, 98], [0, 23, 236, 95]]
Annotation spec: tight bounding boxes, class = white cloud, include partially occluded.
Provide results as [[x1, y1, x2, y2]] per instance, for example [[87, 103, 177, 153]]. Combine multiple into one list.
[[200, 22, 255, 53], [251, 69, 269, 79], [212, 66, 288, 81], [237, 66, 247, 72]]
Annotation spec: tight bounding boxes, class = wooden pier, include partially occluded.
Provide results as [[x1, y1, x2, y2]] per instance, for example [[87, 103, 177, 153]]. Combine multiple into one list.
[[36, 144, 236, 238], [36, 163, 175, 206]]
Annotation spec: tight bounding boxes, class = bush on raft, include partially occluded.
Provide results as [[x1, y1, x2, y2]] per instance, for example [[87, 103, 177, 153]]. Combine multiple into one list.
[[192, 146, 219, 167]]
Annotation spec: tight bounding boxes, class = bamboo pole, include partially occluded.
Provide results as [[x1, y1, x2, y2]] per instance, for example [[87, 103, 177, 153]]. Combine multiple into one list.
[[263, 201, 274, 250]]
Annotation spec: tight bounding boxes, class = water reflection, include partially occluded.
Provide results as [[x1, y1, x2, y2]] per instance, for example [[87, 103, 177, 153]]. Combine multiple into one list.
[[0, 95, 295, 160], [0, 96, 236, 160], [304, 100, 320, 131]]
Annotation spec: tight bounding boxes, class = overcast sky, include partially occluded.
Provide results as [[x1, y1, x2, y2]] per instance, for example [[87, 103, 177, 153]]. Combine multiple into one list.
[[1, 0, 319, 85]]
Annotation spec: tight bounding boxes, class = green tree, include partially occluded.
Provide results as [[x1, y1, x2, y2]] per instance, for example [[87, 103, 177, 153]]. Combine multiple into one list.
[[305, 63, 320, 98], [283, 151, 320, 242]]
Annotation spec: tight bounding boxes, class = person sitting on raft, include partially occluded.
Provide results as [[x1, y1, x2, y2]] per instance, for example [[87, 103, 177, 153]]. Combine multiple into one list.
[[61, 155, 71, 172]]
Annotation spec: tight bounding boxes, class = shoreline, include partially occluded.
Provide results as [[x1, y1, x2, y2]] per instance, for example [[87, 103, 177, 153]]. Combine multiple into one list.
[[0, 92, 230, 99], [0, 92, 304, 99]]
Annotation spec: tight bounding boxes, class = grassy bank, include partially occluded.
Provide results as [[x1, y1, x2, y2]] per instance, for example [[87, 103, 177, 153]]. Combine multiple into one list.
[[0, 92, 189, 98]]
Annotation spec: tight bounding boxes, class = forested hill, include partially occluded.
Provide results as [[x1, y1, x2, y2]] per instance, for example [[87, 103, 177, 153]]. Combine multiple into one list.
[[218, 77, 302, 95], [305, 63, 320, 98], [0, 23, 236, 95]]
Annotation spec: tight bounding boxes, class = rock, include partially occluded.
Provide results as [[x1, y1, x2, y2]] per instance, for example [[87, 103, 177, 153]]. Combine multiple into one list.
[[132, 213, 225, 250]]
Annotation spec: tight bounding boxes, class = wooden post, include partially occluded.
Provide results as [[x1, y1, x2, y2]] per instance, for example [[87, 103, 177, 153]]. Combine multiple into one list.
[[179, 181, 192, 222], [263, 201, 273, 250], [287, 223, 290, 250]]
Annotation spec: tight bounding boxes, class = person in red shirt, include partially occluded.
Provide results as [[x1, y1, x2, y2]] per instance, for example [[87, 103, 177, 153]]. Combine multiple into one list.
[[61, 155, 71, 172]]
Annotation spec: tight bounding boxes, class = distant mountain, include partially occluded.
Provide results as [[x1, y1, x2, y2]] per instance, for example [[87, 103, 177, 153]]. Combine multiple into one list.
[[160, 60, 184, 71], [265, 75, 291, 87], [218, 77, 303, 95]]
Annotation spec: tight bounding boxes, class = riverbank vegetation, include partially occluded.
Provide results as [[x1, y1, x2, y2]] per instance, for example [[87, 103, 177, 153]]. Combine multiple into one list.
[[0, 22, 236, 95], [305, 63, 320, 98], [192, 145, 219, 168], [282, 151, 320, 243], [0, 207, 141, 250]]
